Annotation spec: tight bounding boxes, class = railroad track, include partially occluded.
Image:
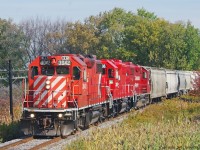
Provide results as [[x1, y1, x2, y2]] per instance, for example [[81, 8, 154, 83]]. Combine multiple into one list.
[[0, 137, 61, 150], [0, 136, 62, 150], [29, 137, 62, 150], [0, 136, 33, 150]]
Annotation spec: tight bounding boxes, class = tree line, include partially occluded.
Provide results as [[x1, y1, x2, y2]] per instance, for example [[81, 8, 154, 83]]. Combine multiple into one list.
[[0, 8, 200, 70]]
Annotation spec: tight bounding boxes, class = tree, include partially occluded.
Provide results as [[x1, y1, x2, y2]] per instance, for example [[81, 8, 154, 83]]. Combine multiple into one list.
[[19, 18, 67, 63], [183, 22, 200, 70], [64, 21, 99, 54], [11, 8, 200, 70], [0, 19, 26, 69], [137, 8, 157, 20]]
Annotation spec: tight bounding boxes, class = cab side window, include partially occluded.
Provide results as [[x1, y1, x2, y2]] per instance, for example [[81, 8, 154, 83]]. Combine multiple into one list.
[[83, 69, 87, 82], [102, 68, 106, 75], [108, 69, 114, 78], [143, 72, 147, 79], [96, 64, 102, 73], [31, 66, 38, 79], [73, 66, 80, 80]]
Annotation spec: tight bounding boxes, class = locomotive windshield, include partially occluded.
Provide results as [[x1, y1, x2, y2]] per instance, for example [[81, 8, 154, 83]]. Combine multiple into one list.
[[42, 66, 54, 76], [57, 66, 69, 75], [41, 66, 70, 76]]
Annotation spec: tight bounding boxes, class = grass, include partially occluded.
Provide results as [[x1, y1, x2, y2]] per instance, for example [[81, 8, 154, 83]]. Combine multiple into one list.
[[180, 94, 200, 103], [65, 98, 200, 150]]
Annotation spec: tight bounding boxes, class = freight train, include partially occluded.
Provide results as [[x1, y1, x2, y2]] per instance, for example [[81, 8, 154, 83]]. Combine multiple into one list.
[[21, 54, 192, 137]]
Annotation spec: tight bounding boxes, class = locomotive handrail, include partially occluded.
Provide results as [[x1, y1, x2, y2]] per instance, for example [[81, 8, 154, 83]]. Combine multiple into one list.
[[104, 86, 113, 109], [69, 84, 79, 121], [72, 84, 79, 99]]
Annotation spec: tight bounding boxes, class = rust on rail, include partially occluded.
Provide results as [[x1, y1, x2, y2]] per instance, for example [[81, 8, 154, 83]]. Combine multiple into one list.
[[30, 137, 62, 150], [0, 136, 33, 150]]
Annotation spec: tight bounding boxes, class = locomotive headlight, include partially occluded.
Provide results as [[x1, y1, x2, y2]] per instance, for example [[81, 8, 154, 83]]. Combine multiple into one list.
[[58, 113, 63, 118], [30, 113, 35, 118], [46, 80, 50, 85], [46, 85, 50, 90]]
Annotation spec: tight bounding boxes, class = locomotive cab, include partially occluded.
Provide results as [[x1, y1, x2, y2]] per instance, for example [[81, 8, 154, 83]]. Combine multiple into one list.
[[101, 59, 119, 100], [25, 55, 86, 109]]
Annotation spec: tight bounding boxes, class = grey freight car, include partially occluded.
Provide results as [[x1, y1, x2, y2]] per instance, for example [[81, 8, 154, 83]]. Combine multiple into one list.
[[177, 71, 192, 94], [147, 67, 167, 100], [166, 70, 179, 98], [183, 71, 192, 92]]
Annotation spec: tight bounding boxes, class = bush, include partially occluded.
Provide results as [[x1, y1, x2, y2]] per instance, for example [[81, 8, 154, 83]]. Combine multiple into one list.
[[0, 121, 23, 143]]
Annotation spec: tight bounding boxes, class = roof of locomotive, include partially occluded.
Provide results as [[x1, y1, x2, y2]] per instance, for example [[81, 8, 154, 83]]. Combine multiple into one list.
[[101, 59, 118, 69]]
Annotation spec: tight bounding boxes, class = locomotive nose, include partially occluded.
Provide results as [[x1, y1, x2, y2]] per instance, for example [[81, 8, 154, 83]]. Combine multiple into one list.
[[33, 76, 67, 108]]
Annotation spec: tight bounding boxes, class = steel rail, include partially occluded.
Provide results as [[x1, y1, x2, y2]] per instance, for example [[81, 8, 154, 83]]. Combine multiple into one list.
[[0, 136, 33, 150]]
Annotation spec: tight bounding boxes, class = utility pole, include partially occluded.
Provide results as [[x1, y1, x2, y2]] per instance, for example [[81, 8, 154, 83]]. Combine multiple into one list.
[[8, 60, 13, 122]]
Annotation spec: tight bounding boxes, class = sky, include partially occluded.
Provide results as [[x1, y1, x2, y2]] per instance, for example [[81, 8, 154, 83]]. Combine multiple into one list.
[[0, 0, 200, 28]]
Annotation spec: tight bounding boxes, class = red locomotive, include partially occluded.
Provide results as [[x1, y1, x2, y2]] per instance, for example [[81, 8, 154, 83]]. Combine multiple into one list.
[[21, 54, 151, 137]]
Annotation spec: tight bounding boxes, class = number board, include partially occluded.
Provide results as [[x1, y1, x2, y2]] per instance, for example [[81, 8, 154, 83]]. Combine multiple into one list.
[[58, 56, 71, 65], [58, 60, 71, 65]]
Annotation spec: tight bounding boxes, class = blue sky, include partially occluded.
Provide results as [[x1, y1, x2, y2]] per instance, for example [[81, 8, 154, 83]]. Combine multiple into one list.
[[0, 0, 200, 28]]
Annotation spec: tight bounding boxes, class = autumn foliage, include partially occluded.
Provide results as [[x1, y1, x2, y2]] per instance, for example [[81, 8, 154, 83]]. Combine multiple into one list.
[[190, 71, 200, 97]]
